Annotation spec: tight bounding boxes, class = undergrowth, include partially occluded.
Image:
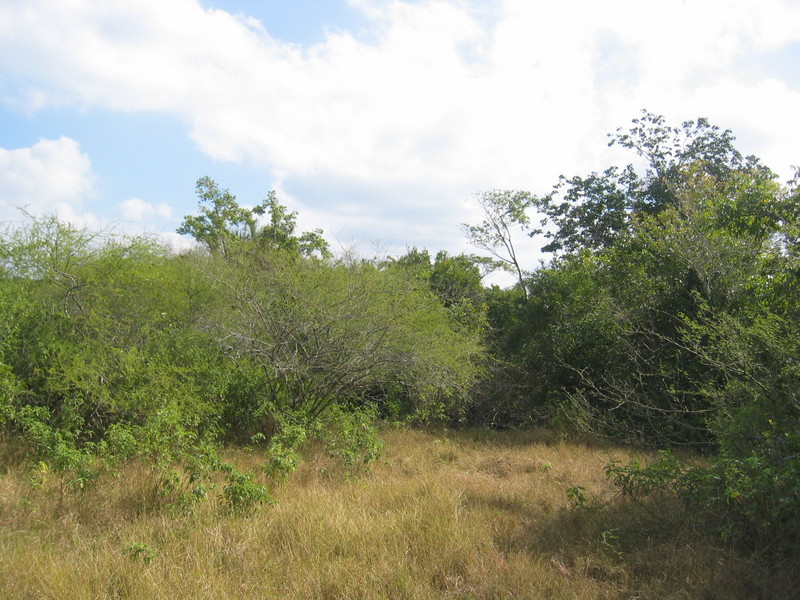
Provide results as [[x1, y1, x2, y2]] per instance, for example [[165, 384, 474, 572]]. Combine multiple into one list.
[[0, 427, 796, 599]]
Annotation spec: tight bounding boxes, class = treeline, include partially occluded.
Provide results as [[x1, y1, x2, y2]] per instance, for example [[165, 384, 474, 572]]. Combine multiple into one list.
[[462, 112, 800, 555], [0, 178, 482, 510], [1, 112, 798, 552]]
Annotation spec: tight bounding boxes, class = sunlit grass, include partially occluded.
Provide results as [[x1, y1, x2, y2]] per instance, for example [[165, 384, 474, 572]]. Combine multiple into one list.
[[0, 428, 794, 599]]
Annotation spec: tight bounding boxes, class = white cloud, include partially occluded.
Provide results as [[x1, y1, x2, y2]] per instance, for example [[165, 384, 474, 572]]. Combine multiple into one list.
[[0, 137, 96, 220], [154, 230, 200, 253], [1, 0, 799, 262], [119, 197, 174, 222]]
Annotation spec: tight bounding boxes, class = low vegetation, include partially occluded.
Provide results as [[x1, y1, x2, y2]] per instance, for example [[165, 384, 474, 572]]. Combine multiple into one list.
[[1, 427, 795, 600]]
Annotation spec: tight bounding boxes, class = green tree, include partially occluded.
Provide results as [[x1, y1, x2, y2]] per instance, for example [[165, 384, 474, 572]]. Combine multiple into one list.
[[0, 214, 234, 497], [462, 112, 800, 554], [538, 164, 788, 445], [202, 250, 482, 429], [462, 189, 536, 298], [178, 177, 330, 259], [391, 247, 489, 331], [429, 250, 487, 309], [177, 177, 258, 256], [1, 215, 291, 509], [486, 113, 793, 445], [534, 110, 776, 255], [178, 185, 485, 438]]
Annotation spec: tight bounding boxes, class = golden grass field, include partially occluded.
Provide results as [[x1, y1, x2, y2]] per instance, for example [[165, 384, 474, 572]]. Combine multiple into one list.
[[0, 427, 794, 599]]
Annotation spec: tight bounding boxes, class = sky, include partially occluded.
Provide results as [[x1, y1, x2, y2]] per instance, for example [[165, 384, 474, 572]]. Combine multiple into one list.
[[1, 0, 799, 275]]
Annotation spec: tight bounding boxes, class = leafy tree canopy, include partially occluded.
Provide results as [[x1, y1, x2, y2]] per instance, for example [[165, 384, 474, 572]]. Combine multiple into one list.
[[177, 176, 330, 259], [534, 110, 777, 255], [461, 189, 536, 298]]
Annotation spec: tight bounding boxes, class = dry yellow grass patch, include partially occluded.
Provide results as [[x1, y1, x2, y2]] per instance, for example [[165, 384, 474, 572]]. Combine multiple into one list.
[[0, 427, 794, 599]]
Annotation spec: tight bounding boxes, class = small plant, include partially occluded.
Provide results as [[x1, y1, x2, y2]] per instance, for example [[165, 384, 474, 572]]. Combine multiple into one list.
[[604, 450, 684, 503], [315, 405, 384, 471], [123, 542, 157, 564], [566, 485, 589, 507], [222, 468, 275, 515], [156, 468, 212, 513], [263, 419, 307, 478], [28, 461, 49, 489]]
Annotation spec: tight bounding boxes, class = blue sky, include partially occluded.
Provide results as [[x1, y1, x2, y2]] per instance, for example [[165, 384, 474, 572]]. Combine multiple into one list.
[[196, 0, 375, 44], [1, 0, 799, 272]]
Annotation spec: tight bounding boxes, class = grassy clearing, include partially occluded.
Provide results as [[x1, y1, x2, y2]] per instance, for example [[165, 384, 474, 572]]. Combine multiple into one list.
[[0, 428, 794, 599]]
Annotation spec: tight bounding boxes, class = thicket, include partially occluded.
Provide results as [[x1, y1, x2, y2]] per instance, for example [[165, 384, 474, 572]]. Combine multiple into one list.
[[461, 112, 800, 557], [0, 180, 482, 510]]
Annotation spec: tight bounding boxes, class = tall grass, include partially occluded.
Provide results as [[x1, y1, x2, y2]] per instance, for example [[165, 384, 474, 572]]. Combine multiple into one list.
[[0, 428, 794, 599]]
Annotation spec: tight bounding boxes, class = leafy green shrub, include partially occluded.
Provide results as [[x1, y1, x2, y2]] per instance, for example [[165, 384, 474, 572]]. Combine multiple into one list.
[[312, 405, 384, 470], [11, 404, 98, 492], [263, 416, 308, 478], [685, 452, 800, 555], [123, 542, 157, 564], [605, 447, 800, 556], [221, 467, 275, 514], [566, 485, 589, 507], [604, 451, 686, 503]]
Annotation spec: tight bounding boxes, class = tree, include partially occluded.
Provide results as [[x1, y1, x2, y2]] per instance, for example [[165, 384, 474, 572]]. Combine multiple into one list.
[[178, 186, 485, 432], [484, 112, 793, 445], [534, 163, 788, 445], [429, 250, 486, 309], [177, 177, 258, 256], [391, 247, 488, 320], [534, 110, 776, 255], [461, 189, 536, 298], [200, 250, 483, 430], [0, 214, 235, 496], [178, 177, 330, 259]]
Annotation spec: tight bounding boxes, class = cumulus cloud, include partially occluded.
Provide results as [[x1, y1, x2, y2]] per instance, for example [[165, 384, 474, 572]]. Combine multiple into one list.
[[1, 0, 798, 258], [119, 197, 174, 222], [0, 137, 96, 221]]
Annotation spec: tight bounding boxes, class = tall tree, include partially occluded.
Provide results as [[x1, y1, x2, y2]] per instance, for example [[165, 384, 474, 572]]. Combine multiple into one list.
[[461, 189, 535, 299], [534, 110, 776, 255], [178, 177, 330, 259]]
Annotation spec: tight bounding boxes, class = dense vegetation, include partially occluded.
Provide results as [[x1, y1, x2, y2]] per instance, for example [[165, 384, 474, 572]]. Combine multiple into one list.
[[1, 111, 798, 595], [468, 112, 800, 557], [0, 178, 482, 509]]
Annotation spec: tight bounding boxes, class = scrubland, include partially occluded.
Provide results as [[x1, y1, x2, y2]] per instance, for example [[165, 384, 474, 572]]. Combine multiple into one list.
[[0, 427, 793, 600]]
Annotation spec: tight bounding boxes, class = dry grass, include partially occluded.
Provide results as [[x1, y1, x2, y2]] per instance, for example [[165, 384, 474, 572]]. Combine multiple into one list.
[[0, 427, 795, 599]]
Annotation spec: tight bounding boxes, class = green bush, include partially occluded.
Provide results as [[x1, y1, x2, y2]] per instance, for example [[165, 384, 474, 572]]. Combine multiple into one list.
[[221, 468, 275, 514]]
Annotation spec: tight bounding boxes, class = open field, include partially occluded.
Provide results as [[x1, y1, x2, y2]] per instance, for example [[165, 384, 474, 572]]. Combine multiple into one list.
[[0, 428, 794, 599]]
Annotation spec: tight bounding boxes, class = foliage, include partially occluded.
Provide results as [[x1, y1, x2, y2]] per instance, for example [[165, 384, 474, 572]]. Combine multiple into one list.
[[201, 246, 482, 429], [0, 176, 486, 501], [462, 189, 536, 297], [675, 307, 800, 554], [0, 218, 224, 497], [390, 247, 489, 333], [2, 111, 798, 564], [501, 112, 800, 557], [262, 413, 308, 477], [500, 113, 793, 441], [221, 466, 275, 515], [177, 176, 330, 258], [534, 110, 776, 255], [604, 451, 686, 503], [565, 485, 589, 507], [123, 542, 157, 564], [313, 404, 384, 470]]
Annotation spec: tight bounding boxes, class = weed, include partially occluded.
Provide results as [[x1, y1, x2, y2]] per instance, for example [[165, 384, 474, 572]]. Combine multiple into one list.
[[123, 542, 157, 564]]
